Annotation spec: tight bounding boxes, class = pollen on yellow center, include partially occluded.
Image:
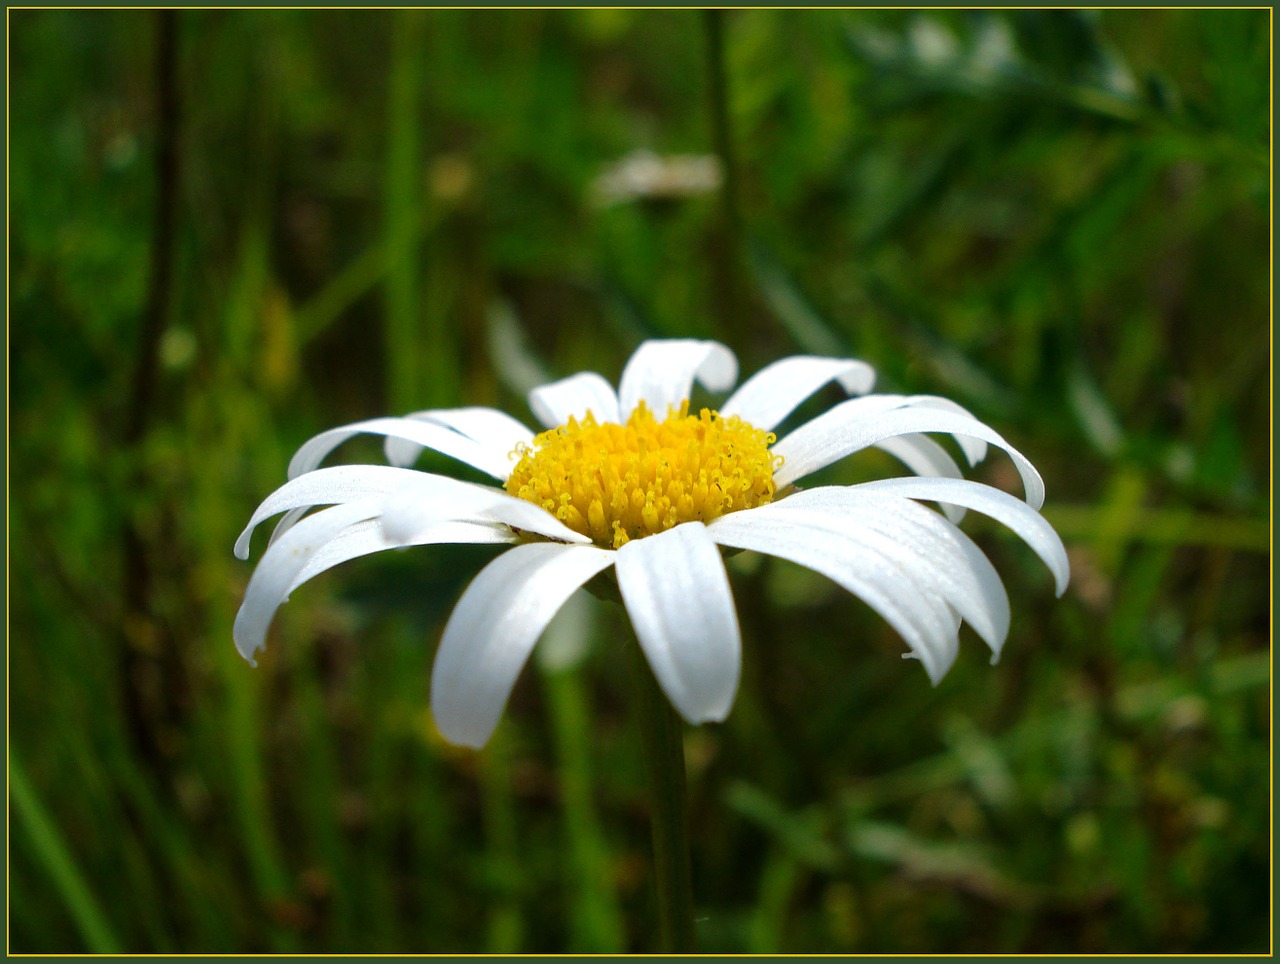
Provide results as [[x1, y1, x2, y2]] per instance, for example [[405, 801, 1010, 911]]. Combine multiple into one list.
[[505, 401, 781, 549]]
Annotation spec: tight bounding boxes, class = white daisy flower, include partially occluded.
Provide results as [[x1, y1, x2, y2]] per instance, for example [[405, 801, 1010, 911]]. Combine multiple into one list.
[[234, 339, 1069, 749]]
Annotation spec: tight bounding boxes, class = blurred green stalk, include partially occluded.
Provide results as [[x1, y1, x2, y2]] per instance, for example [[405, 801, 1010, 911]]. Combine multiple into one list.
[[628, 637, 695, 952], [541, 663, 626, 951], [384, 10, 428, 414], [10, 753, 123, 953], [702, 9, 744, 344], [480, 731, 524, 952]]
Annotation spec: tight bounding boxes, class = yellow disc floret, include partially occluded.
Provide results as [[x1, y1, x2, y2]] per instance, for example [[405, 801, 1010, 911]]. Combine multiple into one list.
[[505, 401, 781, 549]]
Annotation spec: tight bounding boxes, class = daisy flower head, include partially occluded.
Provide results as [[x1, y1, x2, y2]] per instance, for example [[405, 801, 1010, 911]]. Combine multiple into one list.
[[234, 340, 1069, 749]]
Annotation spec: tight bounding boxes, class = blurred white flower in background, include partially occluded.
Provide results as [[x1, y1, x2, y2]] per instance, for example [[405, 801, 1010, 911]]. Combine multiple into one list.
[[590, 150, 722, 206]]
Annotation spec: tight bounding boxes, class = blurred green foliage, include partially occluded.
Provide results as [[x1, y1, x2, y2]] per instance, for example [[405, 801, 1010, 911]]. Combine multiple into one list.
[[9, 8, 1269, 953]]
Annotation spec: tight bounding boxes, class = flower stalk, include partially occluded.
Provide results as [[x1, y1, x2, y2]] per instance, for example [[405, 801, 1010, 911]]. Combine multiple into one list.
[[628, 631, 696, 952]]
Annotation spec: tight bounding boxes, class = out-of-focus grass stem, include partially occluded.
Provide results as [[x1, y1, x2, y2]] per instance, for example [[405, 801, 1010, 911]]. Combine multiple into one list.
[[384, 11, 428, 414], [628, 636, 696, 952], [702, 9, 745, 344], [10, 754, 123, 953], [541, 663, 626, 951], [481, 731, 524, 952]]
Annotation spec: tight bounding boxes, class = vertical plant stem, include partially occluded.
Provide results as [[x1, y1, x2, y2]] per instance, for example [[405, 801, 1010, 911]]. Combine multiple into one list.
[[480, 730, 524, 952], [702, 9, 744, 343], [627, 637, 696, 952], [120, 7, 185, 778], [384, 11, 427, 414], [541, 662, 625, 951]]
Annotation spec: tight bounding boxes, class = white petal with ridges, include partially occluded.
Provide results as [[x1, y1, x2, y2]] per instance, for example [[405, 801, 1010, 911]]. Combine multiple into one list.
[[384, 407, 534, 470], [765, 492, 1010, 658], [773, 405, 1044, 508], [848, 477, 1070, 595], [233, 500, 384, 665], [720, 356, 876, 430], [431, 542, 615, 748], [707, 512, 959, 682], [235, 465, 432, 559], [377, 477, 591, 546], [615, 522, 742, 724], [618, 339, 738, 419], [287, 416, 517, 482], [529, 372, 622, 427], [871, 435, 967, 523], [287, 518, 515, 595], [901, 396, 988, 465]]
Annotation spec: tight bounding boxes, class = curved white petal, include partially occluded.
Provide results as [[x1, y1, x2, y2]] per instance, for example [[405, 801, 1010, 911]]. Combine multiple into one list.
[[707, 511, 959, 682], [233, 500, 383, 665], [720, 356, 876, 430], [288, 517, 515, 595], [235, 465, 431, 560], [849, 477, 1070, 595], [431, 542, 615, 748], [765, 492, 1010, 659], [615, 522, 742, 723], [378, 476, 591, 546], [618, 339, 738, 419], [529, 372, 621, 427], [384, 407, 535, 470], [872, 435, 967, 524], [287, 416, 517, 482], [902, 396, 988, 465], [773, 405, 1045, 508]]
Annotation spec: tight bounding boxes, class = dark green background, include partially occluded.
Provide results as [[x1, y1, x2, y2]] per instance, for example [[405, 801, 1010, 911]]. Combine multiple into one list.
[[8, 8, 1270, 953]]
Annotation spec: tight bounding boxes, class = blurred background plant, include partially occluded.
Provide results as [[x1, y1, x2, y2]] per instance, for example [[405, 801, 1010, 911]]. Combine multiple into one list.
[[8, 8, 1269, 953]]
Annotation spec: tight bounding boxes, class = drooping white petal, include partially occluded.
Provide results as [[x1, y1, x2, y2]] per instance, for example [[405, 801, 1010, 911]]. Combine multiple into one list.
[[707, 511, 960, 682], [233, 500, 384, 665], [872, 435, 967, 524], [431, 542, 615, 749], [615, 522, 742, 723], [848, 476, 1070, 595], [287, 517, 515, 596], [377, 476, 591, 546], [235, 465, 433, 559], [764, 491, 1010, 659], [287, 416, 517, 482], [384, 407, 535, 470], [617, 339, 738, 419], [901, 396, 988, 465], [528, 372, 622, 427], [773, 405, 1045, 508], [720, 356, 876, 430]]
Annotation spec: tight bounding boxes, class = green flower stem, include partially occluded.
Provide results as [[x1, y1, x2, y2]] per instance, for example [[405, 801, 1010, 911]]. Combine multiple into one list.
[[627, 636, 696, 952], [702, 9, 744, 344]]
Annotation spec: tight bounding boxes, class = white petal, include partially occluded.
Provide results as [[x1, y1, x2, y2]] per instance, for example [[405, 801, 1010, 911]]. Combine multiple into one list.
[[720, 356, 876, 430], [528, 372, 621, 427], [773, 404, 1045, 508], [233, 500, 383, 665], [872, 435, 966, 524], [902, 396, 988, 465], [617, 339, 738, 419], [707, 511, 959, 682], [287, 416, 517, 482], [615, 522, 742, 723], [288, 517, 515, 595], [235, 465, 430, 560], [431, 542, 615, 748], [377, 476, 591, 546], [384, 407, 535, 470], [765, 491, 1010, 659], [849, 476, 1070, 595]]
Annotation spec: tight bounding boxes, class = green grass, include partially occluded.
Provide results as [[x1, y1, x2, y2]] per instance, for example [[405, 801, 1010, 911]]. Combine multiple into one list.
[[8, 8, 1270, 954]]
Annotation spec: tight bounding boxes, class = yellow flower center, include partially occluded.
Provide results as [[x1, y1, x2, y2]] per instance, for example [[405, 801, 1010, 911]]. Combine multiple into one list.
[[505, 401, 781, 549]]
